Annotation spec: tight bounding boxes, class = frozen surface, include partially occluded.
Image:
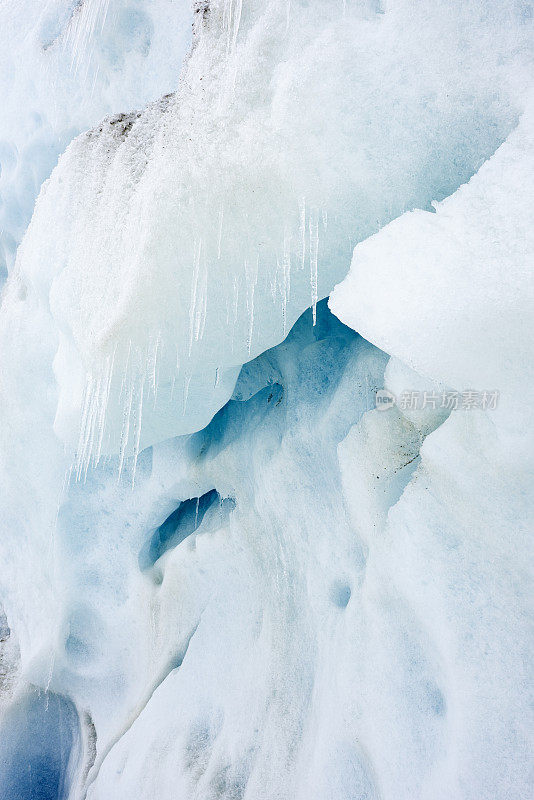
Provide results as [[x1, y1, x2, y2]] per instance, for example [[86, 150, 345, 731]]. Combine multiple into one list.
[[0, 1, 532, 799], [0, 0, 192, 282], [2, 301, 531, 800], [0, 689, 81, 800], [330, 97, 534, 430], [11, 0, 532, 465], [95, 311, 532, 800]]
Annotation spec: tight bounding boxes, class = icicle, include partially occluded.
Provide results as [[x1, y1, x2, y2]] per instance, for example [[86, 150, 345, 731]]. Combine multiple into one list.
[[224, 0, 233, 55], [66, 0, 111, 78], [94, 347, 116, 466], [309, 209, 319, 325], [269, 267, 277, 302], [45, 655, 54, 699], [183, 373, 192, 416], [231, 0, 243, 53], [118, 380, 135, 480], [85, 370, 104, 477], [194, 264, 208, 343], [63, 464, 74, 497], [283, 226, 292, 300], [75, 376, 93, 480], [119, 340, 133, 400], [100, 0, 111, 33], [217, 205, 224, 259], [299, 197, 306, 270], [188, 239, 202, 356], [222, 0, 244, 95], [273, 254, 285, 338], [151, 333, 162, 401], [131, 379, 144, 489], [244, 256, 258, 355], [77, 372, 104, 482]]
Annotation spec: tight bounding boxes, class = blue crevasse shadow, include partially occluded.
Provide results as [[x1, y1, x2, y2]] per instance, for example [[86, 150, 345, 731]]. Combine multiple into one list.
[[189, 299, 360, 462], [0, 688, 81, 800], [189, 382, 284, 462], [142, 300, 368, 571], [140, 489, 236, 570]]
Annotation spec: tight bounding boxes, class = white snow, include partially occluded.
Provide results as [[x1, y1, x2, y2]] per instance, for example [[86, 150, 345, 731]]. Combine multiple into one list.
[[0, 0, 192, 281], [330, 97, 534, 432], [328, 81, 534, 800], [0, 1, 532, 799], [9, 0, 532, 466]]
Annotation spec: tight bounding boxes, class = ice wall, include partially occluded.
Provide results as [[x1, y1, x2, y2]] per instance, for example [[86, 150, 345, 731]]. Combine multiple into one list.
[[0, 0, 192, 715], [330, 97, 534, 431], [329, 96, 534, 798], [10, 0, 532, 469], [0, 688, 81, 800], [0, 1, 532, 799], [1, 300, 527, 800]]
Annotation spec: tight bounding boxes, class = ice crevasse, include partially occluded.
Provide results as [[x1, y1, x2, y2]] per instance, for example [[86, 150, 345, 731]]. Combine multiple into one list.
[[0, 1, 533, 799]]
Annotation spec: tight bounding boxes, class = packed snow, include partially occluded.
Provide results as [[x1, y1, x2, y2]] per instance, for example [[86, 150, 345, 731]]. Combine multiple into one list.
[[0, 0, 192, 282], [330, 97, 534, 431], [12, 0, 532, 467], [0, 1, 532, 799]]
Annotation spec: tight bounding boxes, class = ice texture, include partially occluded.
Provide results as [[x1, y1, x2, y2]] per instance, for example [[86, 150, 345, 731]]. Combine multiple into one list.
[[0, 689, 81, 800], [327, 79, 534, 800], [0, 1, 532, 799], [9, 0, 532, 466], [2, 301, 530, 800], [0, 0, 192, 282], [330, 97, 534, 431]]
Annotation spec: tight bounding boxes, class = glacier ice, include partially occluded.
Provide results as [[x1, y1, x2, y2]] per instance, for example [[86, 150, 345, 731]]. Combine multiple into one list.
[[10, 0, 532, 465], [0, 689, 81, 800], [0, 1, 533, 799], [0, 0, 192, 282], [329, 97, 534, 432]]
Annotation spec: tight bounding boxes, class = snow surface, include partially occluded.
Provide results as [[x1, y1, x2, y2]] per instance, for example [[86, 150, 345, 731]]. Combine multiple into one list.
[[11, 0, 532, 466], [0, 1, 533, 799], [330, 96, 534, 432], [0, 0, 192, 282]]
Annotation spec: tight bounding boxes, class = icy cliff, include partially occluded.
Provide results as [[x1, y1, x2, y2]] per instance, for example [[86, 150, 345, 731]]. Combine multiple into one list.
[[12, 0, 532, 465], [0, 1, 532, 799]]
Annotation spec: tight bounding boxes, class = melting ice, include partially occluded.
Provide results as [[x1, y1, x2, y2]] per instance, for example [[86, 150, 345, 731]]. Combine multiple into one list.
[[0, 1, 532, 799]]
